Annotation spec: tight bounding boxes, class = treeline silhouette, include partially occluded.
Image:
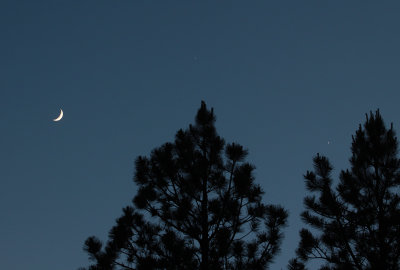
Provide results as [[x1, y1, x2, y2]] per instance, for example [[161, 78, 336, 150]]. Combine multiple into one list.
[[80, 102, 400, 270]]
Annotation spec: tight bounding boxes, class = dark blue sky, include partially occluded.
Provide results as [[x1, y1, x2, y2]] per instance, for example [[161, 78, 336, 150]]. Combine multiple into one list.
[[2, 1, 400, 269]]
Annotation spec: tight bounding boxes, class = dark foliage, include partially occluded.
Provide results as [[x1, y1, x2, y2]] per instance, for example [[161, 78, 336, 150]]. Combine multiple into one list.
[[293, 110, 400, 269], [81, 101, 288, 270]]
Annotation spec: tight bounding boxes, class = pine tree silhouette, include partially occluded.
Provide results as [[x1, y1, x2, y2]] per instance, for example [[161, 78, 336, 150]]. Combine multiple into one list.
[[81, 101, 288, 270], [293, 110, 400, 269]]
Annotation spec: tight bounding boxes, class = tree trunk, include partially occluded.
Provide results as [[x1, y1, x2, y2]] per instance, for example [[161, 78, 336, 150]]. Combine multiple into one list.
[[200, 174, 209, 270]]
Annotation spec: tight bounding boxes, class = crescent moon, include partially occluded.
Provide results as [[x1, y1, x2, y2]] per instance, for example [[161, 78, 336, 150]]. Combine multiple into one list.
[[53, 109, 63, 122]]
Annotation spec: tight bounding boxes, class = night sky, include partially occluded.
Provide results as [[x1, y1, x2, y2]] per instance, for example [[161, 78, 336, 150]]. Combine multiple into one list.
[[2, 1, 400, 269]]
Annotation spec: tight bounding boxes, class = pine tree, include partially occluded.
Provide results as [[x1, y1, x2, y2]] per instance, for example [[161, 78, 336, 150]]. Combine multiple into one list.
[[294, 110, 400, 269], [81, 101, 288, 270]]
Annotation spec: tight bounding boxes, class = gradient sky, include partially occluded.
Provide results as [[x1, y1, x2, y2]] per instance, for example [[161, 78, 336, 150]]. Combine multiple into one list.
[[2, 1, 400, 269]]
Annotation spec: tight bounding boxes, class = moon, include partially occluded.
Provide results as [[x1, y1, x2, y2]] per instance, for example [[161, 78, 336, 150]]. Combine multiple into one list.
[[53, 109, 63, 122]]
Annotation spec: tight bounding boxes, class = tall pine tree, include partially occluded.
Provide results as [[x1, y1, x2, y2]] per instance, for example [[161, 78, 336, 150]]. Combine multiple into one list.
[[294, 110, 400, 269], [81, 101, 288, 270]]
